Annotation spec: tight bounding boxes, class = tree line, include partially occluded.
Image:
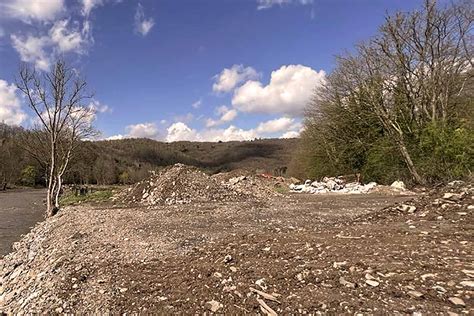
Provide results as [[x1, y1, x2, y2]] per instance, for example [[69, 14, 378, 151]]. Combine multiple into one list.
[[297, 0, 473, 185]]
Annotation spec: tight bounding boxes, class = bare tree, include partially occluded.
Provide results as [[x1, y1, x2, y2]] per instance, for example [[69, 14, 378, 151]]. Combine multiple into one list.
[[16, 60, 96, 217]]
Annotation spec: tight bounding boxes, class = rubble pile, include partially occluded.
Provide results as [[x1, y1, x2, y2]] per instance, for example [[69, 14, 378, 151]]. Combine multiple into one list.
[[119, 164, 252, 205], [212, 171, 287, 200], [289, 177, 413, 195], [361, 180, 474, 222], [290, 176, 379, 194]]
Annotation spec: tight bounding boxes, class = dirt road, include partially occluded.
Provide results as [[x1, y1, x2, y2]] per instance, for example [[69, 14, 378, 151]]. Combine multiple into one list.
[[0, 189, 45, 257]]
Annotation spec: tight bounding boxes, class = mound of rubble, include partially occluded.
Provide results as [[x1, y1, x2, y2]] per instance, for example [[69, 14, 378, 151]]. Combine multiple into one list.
[[359, 180, 474, 222], [119, 164, 254, 205], [290, 177, 409, 195], [212, 171, 291, 200]]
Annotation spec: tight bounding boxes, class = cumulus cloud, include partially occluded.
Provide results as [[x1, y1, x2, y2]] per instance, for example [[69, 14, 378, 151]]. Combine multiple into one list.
[[11, 19, 92, 71], [126, 122, 159, 139], [134, 3, 155, 36], [166, 122, 199, 142], [11, 34, 51, 71], [1, 0, 64, 22], [213, 65, 259, 93], [166, 116, 299, 142], [232, 64, 325, 116], [256, 117, 295, 134], [257, 0, 313, 10], [280, 130, 300, 138], [205, 105, 238, 127], [105, 134, 125, 140], [166, 122, 258, 142], [0, 79, 27, 126]]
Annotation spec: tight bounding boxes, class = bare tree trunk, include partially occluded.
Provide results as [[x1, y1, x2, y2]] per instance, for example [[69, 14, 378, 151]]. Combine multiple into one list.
[[395, 137, 424, 184], [54, 175, 62, 208]]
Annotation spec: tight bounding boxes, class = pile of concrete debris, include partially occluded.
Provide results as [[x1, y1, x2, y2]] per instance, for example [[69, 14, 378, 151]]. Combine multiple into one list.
[[212, 171, 289, 200], [290, 177, 407, 194], [119, 164, 253, 205]]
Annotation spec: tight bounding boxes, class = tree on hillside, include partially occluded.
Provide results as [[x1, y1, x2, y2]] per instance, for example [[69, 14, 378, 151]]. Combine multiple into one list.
[[303, 0, 473, 184], [16, 60, 97, 217]]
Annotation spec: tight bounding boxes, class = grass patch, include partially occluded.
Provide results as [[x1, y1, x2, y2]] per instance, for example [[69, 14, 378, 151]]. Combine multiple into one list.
[[60, 188, 115, 206], [274, 186, 289, 194]]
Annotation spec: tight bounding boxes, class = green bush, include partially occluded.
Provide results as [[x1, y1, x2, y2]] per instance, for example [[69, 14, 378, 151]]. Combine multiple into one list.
[[416, 123, 474, 182], [20, 165, 37, 187]]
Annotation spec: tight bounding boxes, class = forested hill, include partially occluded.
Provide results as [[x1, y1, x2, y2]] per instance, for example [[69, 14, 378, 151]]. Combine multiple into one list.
[[0, 125, 299, 187], [72, 138, 298, 184]]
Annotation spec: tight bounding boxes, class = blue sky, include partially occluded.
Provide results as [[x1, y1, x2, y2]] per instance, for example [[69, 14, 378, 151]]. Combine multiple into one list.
[[0, 0, 427, 141]]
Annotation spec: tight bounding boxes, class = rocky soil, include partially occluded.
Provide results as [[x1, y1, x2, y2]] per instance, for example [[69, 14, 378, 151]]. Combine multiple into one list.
[[1, 178, 473, 314]]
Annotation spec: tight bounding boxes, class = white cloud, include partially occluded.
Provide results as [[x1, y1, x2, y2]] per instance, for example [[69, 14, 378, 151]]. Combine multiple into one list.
[[191, 99, 202, 109], [134, 3, 155, 36], [166, 122, 258, 142], [280, 130, 300, 138], [256, 117, 295, 134], [232, 64, 325, 116], [257, 0, 313, 10], [126, 122, 159, 139], [166, 117, 299, 142], [11, 20, 92, 71], [11, 34, 51, 71], [0, 79, 27, 126], [213, 65, 259, 93], [1, 0, 64, 22], [205, 105, 238, 127], [105, 134, 124, 140], [166, 122, 199, 142], [49, 20, 86, 53], [88, 99, 111, 113], [0, 28, 5, 38], [81, 0, 103, 16]]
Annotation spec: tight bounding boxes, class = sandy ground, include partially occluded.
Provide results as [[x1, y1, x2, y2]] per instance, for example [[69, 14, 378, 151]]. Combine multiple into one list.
[[0, 189, 45, 257]]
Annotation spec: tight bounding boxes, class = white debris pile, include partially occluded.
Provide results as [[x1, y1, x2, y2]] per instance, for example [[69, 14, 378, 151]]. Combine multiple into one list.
[[118, 164, 252, 205], [289, 177, 379, 194], [212, 171, 286, 200]]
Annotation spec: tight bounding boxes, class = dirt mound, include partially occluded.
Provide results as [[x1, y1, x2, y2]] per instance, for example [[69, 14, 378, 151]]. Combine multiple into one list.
[[119, 164, 251, 205]]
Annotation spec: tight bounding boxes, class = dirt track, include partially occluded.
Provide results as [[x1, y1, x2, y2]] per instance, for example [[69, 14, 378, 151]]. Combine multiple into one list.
[[0, 189, 45, 257]]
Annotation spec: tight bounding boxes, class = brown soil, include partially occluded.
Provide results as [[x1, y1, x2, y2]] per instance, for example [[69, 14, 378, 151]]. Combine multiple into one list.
[[1, 183, 472, 314]]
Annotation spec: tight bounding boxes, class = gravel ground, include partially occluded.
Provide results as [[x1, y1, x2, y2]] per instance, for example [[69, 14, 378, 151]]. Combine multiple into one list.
[[1, 183, 473, 314]]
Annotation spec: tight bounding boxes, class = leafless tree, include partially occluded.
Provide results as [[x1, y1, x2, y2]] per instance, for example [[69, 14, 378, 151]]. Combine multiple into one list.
[[16, 60, 97, 217]]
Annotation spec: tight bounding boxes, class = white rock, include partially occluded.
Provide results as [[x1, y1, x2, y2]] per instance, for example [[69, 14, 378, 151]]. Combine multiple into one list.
[[397, 204, 417, 213], [408, 290, 424, 298], [448, 297, 465, 306], [205, 300, 223, 312], [391, 180, 406, 190], [366, 279, 379, 287], [460, 280, 474, 287]]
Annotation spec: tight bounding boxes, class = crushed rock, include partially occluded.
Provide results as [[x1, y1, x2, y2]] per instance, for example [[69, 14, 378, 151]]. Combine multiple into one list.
[[117, 164, 255, 205]]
